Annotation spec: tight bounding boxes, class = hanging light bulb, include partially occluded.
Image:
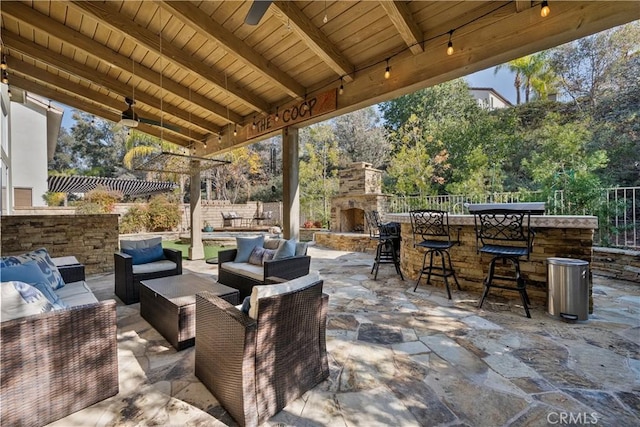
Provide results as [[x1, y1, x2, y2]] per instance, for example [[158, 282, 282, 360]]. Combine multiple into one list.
[[252, 116, 256, 130], [1, 71, 8, 84], [275, 106, 279, 122], [540, 1, 550, 17], [47, 101, 52, 111], [233, 124, 237, 137], [323, 0, 328, 23], [301, 95, 308, 112], [218, 133, 222, 143], [384, 59, 390, 79], [447, 30, 454, 56], [7, 88, 12, 98], [339, 77, 344, 95], [0, 55, 7, 71]]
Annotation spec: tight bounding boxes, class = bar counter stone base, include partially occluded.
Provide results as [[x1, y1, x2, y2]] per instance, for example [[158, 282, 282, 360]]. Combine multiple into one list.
[[317, 214, 599, 312]]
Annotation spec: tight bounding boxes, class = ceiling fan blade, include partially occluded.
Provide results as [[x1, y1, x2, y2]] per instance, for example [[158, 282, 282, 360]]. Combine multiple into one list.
[[138, 117, 181, 132], [112, 121, 124, 132], [245, 0, 272, 25]]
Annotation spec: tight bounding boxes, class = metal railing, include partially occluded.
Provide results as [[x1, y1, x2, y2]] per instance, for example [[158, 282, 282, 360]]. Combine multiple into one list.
[[385, 187, 640, 250]]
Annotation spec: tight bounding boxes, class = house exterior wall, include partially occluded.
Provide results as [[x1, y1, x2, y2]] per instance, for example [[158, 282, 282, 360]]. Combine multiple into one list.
[[9, 102, 48, 207]]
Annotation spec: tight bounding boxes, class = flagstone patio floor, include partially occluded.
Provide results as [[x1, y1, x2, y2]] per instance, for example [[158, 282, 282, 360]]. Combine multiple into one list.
[[48, 245, 639, 427]]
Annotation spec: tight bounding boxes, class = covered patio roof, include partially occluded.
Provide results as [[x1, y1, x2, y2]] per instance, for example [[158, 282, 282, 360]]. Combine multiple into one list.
[[2, 1, 638, 155]]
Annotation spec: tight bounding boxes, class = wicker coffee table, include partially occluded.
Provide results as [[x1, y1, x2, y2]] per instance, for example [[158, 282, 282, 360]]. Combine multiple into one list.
[[140, 274, 239, 350]]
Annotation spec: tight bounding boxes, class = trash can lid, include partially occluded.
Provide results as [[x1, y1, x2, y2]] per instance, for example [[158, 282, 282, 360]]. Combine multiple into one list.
[[547, 257, 589, 266]]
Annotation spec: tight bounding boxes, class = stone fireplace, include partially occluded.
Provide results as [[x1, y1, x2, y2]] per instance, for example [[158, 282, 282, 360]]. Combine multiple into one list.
[[330, 162, 390, 232]]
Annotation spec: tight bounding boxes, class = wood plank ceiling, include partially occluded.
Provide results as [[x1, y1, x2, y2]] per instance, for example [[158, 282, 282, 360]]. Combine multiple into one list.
[[1, 1, 638, 155]]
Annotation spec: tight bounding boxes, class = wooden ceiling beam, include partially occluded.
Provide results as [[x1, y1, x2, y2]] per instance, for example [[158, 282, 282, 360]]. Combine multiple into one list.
[[9, 75, 191, 147], [379, 1, 424, 54], [0, 1, 240, 125], [2, 31, 221, 135], [272, 1, 355, 83], [161, 0, 305, 100], [515, 1, 533, 13], [7, 57, 207, 142], [68, 0, 270, 113], [8, 60, 195, 141]]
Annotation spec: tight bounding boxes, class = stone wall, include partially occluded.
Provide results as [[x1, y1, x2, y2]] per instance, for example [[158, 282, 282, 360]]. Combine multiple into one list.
[[315, 231, 378, 253], [592, 247, 640, 283], [1, 214, 119, 275]]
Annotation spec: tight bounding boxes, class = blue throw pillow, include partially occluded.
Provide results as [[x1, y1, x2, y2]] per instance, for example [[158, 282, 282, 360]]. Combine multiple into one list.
[[240, 296, 251, 314], [122, 243, 166, 265], [0, 248, 66, 290], [235, 235, 265, 263], [0, 261, 66, 309], [274, 238, 296, 260]]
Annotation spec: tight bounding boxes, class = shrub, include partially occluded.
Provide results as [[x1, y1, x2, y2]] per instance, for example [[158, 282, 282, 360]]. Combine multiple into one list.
[[74, 186, 123, 213], [43, 191, 65, 207], [119, 204, 149, 234], [147, 194, 181, 231]]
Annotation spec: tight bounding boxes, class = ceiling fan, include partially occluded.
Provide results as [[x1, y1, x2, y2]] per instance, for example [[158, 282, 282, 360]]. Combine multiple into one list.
[[113, 97, 181, 132], [245, 0, 272, 25]]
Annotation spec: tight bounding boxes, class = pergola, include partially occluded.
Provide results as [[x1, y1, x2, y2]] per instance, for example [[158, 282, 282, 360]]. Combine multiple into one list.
[[2, 1, 638, 246]]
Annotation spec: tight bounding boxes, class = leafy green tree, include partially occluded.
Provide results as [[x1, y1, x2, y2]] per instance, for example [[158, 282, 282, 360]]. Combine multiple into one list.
[[332, 107, 390, 168], [299, 124, 339, 225], [495, 53, 554, 103], [521, 114, 607, 213], [550, 22, 640, 108]]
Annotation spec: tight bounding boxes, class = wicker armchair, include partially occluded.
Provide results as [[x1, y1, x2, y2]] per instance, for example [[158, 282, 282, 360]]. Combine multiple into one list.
[[195, 278, 329, 427], [1, 268, 119, 426], [217, 248, 311, 300], [114, 248, 182, 304]]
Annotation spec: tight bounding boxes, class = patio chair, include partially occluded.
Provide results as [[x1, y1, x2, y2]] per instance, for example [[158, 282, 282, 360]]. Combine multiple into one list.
[[195, 274, 329, 427], [473, 209, 535, 318], [365, 210, 403, 280], [409, 209, 461, 299]]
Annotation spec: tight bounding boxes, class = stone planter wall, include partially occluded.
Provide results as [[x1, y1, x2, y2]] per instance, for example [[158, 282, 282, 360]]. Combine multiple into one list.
[[1, 214, 119, 275], [315, 231, 377, 253], [592, 247, 640, 283]]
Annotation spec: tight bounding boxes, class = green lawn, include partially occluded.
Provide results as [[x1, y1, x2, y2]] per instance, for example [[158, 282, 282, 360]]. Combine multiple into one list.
[[162, 240, 225, 259]]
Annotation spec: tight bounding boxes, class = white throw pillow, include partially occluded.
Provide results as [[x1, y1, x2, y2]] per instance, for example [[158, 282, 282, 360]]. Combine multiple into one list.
[[1, 281, 55, 321], [248, 271, 320, 319]]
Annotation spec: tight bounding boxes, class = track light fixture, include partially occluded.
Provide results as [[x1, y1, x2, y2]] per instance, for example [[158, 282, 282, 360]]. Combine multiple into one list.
[[447, 30, 454, 55], [540, 1, 550, 17], [384, 58, 390, 79]]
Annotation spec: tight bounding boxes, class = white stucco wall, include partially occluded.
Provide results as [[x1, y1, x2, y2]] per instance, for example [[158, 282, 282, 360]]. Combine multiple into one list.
[[10, 101, 48, 207]]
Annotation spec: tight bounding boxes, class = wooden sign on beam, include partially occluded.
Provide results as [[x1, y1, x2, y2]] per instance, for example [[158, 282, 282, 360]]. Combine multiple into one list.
[[247, 88, 337, 139]]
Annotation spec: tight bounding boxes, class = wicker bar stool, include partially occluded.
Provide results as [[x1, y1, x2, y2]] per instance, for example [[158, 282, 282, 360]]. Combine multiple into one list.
[[409, 209, 460, 299]]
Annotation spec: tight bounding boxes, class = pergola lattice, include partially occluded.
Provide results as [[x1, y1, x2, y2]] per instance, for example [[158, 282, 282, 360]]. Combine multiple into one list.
[[134, 151, 230, 176]]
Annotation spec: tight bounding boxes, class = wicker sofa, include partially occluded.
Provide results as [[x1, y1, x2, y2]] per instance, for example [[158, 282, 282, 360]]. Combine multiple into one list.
[[195, 273, 329, 427], [217, 239, 311, 300], [1, 266, 119, 426], [114, 237, 182, 305]]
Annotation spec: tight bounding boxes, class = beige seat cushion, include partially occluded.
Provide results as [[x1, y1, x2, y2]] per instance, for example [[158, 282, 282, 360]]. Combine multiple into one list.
[[221, 262, 264, 282], [248, 271, 320, 319]]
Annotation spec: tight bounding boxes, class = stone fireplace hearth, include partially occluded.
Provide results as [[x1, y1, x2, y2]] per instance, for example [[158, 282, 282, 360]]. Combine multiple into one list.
[[330, 162, 389, 232]]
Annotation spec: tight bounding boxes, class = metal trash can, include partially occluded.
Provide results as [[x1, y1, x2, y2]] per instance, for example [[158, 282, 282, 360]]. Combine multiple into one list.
[[547, 257, 589, 321]]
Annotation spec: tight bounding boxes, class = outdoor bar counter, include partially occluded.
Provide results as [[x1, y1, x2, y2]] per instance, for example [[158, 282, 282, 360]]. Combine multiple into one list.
[[385, 208, 598, 311]]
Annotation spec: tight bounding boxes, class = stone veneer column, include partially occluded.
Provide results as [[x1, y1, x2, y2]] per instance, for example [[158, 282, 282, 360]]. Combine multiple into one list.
[[282, 127, 300, 240], [189, 161, 204, 260]]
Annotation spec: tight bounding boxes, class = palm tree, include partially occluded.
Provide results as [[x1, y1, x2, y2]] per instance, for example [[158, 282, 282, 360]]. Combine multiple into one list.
[[495, 53, 554, 103]]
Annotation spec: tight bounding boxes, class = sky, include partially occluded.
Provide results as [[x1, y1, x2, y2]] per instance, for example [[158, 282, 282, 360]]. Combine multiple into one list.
[[57, 66, 516, 130]]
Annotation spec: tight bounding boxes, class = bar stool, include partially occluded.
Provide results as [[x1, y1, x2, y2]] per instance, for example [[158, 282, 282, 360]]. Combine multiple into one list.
[[473, 209, 534, 318], [365, 211, 404, 280], [409, 209, 460, 299]]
